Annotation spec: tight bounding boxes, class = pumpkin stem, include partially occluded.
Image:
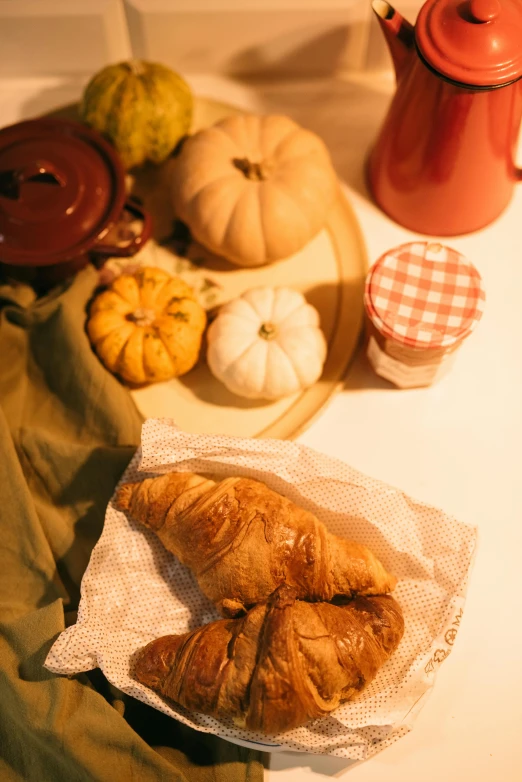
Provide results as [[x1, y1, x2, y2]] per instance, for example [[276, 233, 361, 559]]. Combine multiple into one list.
[[128, 59, 145, 77], [126, 307, 156, 326], [233, 157, 267, 181], [259, 322, 278, 340]]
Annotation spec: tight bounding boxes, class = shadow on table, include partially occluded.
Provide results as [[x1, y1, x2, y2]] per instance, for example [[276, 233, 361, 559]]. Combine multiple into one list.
[[225, 25, 360, 81], [343, 347, 398, 392]]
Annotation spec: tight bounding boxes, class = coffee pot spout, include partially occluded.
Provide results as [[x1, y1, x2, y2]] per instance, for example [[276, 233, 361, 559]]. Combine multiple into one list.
[[372, 1, 416, 81]]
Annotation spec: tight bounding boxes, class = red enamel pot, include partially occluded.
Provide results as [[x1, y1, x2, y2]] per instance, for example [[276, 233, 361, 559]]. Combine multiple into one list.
[[0, 117, 152, 286]]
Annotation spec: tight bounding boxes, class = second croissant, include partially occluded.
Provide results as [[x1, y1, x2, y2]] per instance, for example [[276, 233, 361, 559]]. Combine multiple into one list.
[[134, 584, 404, 734]]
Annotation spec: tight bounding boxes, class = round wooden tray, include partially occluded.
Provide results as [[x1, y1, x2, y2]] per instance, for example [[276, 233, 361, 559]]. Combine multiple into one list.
[[109, 97, 368, 439]]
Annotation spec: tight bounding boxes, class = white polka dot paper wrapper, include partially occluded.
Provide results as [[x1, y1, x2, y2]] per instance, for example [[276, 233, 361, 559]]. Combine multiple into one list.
[[45, 419, 477, 759]]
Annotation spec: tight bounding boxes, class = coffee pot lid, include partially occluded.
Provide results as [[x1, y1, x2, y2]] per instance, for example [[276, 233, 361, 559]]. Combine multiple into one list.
[[416, 0, 522, 87]]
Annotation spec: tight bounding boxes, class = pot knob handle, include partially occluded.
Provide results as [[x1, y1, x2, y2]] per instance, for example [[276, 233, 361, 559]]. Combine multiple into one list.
[[0, 160, 66, 200], [469, 0, 500, 23]]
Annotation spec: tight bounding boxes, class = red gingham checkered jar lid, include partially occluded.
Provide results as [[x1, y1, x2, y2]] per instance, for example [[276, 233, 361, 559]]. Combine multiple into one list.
[[364, 242, 485, 350]]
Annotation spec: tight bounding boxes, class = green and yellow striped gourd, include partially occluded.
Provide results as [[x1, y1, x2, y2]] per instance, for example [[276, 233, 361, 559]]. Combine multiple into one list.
[[80, 61, 193, 169]]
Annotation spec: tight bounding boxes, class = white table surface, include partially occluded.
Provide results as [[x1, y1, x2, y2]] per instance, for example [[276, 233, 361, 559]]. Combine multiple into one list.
[[3, 72, 522, 782]]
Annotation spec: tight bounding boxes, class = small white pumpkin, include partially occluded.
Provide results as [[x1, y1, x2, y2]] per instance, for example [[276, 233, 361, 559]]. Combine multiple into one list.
[[207, 287, 327, 400]]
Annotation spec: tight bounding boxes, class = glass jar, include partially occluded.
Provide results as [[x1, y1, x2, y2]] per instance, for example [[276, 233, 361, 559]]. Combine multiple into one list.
[[364, 241, 485, 389]]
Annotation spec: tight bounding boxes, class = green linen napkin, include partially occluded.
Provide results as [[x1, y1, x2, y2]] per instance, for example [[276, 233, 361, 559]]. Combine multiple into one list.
[[0, 265, 264, 781]]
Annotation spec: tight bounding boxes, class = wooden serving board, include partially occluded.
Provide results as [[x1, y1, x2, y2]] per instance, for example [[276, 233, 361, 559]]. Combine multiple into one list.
[[107, 97, 368, 439]]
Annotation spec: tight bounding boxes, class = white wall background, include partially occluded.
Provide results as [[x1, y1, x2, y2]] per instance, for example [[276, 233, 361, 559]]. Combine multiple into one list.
[[0, 0, 424, 79]]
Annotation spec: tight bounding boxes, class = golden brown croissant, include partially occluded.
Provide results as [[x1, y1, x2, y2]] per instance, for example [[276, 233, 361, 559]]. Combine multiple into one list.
[[134, 585, 404, 734], [116, 471, 397, 615]]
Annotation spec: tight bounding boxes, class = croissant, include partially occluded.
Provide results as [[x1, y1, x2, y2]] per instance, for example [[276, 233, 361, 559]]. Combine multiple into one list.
[[116, 471, 396, 615], [134, 584, 404, 734]]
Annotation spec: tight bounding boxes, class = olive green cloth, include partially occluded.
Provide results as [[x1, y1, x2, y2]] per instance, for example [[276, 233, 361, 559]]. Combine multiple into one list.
[[0, 265, 264, 782]]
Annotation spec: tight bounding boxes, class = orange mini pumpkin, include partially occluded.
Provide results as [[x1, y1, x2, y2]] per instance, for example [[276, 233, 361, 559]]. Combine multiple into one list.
[[87, 267, 206, 385]]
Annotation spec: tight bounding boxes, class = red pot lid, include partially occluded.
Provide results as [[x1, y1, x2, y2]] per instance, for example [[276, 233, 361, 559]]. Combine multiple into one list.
[[364, 242, 485, 349], [0, 118, 125, 266], [416, 0, 522, 87]]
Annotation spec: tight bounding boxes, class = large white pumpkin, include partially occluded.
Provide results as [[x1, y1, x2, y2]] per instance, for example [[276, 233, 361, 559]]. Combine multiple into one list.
[[172, 114, 338, 267], [207, 287, 327, 400]]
